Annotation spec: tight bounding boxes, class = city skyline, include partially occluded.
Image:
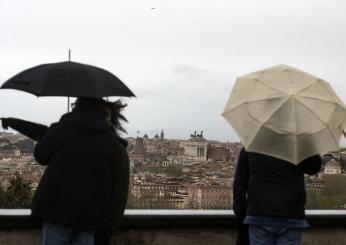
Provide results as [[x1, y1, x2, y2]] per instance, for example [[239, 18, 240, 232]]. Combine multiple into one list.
[[1, 130, 345, 210]]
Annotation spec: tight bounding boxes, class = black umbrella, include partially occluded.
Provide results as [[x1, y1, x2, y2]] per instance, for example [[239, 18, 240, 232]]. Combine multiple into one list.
[[0, 61, 135, 98]]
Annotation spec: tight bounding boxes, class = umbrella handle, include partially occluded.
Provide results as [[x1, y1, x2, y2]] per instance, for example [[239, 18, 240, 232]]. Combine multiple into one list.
[[67, 97, 70, 112], [67, 49, 71, 113]]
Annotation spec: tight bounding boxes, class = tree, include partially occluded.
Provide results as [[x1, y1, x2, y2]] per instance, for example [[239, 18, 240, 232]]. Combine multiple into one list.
[[0, 186, 6, 207], [1, 172, 32, 208], [306, 175, 346, 209]]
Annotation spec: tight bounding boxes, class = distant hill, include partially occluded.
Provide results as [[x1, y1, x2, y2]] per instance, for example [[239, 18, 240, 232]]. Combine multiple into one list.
[[0, 134, 34, 154]]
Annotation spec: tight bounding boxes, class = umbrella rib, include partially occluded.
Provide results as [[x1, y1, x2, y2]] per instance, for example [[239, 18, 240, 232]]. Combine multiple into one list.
[[242, 76, 288, 95], [288, 77, 317, 95], [246, 96, 291, 147], [224, 95, 287, 112], [295, 78, 330, 94], [295, 97, 341, 148], [293, 97, 298, 163], [296, 94, 346, 108]]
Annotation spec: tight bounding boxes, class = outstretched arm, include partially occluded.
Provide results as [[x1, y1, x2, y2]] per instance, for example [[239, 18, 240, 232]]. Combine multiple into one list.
[[1, 117, 48, 141]]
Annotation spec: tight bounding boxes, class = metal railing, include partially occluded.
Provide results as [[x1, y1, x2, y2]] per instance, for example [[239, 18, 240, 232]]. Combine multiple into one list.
[[0, 209, 345, 229]]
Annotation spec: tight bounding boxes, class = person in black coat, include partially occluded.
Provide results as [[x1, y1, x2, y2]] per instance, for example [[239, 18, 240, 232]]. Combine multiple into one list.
[[1, 99, 129, 245], [233, 148, 250, 245], [240, 149, 322, 245], [2, 98, 129, 245]]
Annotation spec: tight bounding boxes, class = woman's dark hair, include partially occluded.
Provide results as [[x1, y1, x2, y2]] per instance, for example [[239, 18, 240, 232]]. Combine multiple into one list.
[[106, 100, 128, 134], [72, 97, 108, 117], [72, 97, 127, 134]]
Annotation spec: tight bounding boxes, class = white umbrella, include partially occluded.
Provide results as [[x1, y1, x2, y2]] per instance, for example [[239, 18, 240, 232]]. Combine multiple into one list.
[[222, 64, 346, 164]]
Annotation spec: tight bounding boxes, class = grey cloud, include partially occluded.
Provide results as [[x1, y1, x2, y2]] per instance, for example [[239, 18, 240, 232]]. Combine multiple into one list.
[[172, 63, 208, 79]]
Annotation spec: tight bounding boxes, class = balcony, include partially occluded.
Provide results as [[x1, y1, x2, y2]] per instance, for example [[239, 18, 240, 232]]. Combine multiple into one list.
[[0, 210, 345, 245]]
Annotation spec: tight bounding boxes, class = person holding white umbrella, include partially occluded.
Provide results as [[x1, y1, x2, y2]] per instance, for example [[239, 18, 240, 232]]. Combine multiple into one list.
[[234, 147, 321, 245], [223, 65, 346, 245]]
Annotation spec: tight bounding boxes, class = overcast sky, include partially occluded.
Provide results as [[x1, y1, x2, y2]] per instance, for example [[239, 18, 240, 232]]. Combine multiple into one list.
[[1, 0, 346, 142]]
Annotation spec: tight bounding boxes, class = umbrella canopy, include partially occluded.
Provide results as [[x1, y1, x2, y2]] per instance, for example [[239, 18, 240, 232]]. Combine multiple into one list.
[[222, 64, 346, 165], [0, 61, 135, 98]]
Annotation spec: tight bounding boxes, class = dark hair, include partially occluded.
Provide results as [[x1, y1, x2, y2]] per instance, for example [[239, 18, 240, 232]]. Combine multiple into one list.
[[106, 100, 128, 134], [72, 97, 108, 117], [72, 97, 127, 134]]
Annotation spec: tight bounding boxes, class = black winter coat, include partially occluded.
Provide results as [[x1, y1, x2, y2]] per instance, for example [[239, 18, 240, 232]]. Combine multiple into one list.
[[31, 111, 129, 230], [233, 148, 249, 220], [244, 151, 322, 219], [233, 148, 250, 245]]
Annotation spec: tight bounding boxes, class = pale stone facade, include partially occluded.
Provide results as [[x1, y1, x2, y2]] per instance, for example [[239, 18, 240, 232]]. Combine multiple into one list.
[[183, 137, 208, 162], [324, 159, 342, 175]]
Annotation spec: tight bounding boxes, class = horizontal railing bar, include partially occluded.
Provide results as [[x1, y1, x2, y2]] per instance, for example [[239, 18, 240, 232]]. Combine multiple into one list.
[[0, 209, 345, 217]]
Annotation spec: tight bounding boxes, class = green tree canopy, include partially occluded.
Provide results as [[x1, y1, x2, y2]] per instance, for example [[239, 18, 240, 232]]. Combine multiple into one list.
[[0, 172, 32, 208], [306, 175, 346, 209]]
